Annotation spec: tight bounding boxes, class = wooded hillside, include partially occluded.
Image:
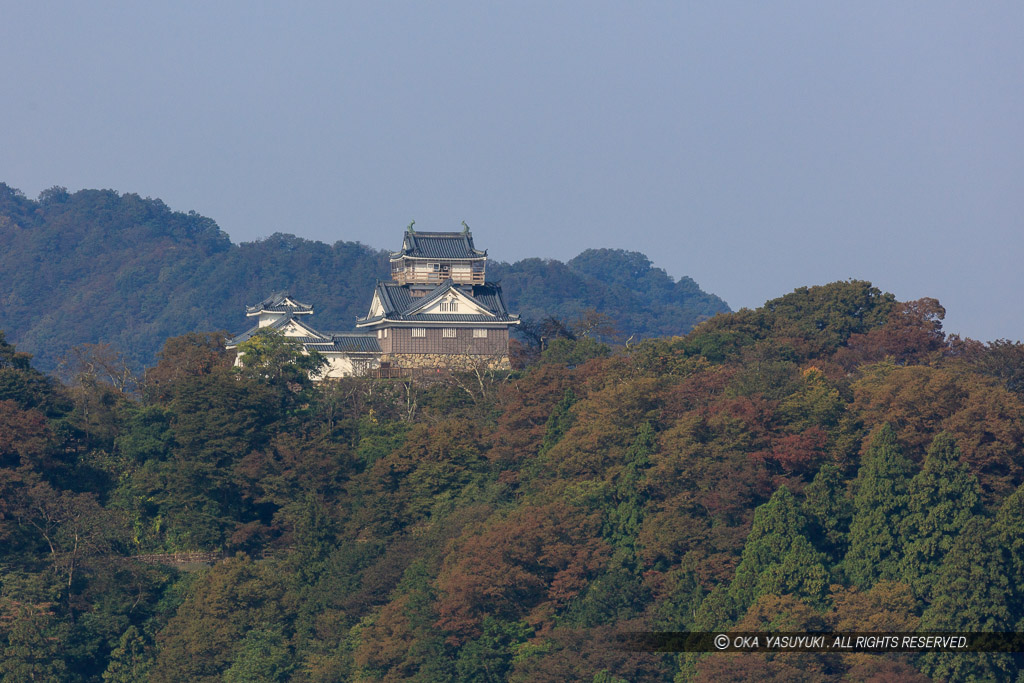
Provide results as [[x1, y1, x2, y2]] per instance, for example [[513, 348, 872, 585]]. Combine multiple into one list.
[[0, 184, 728, 372], [2, 280, 1022, 680]]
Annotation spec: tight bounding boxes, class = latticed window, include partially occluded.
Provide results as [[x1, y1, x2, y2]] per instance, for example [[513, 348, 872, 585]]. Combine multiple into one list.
[[412, 328, 426, 338], [443, 328, 457, 338], [473, 328, 487, 338]]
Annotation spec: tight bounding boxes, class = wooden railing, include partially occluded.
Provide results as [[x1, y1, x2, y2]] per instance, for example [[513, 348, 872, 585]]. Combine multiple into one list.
[[370, 366, 412, 379], [367, 367, 454, 381], [391, 272, 485, 285]]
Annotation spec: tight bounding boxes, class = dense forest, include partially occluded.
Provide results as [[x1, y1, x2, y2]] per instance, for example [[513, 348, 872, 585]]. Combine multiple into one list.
[[2, 277, 1024, 681], [0, 184, 728, 372]]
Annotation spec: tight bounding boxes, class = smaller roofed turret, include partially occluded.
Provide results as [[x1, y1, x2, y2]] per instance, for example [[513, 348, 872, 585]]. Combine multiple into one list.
[[389, 229, 487, 284], [246, 292, 314, 328]]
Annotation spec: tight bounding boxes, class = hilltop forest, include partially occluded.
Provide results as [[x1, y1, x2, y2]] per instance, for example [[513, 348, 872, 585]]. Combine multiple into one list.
[[0, 184, 728, 372], [3, 277, 1024, 681]]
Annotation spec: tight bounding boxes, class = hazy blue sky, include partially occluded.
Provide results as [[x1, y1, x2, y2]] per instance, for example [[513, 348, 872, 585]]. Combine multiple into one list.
[[3, 3, 1021, 341]]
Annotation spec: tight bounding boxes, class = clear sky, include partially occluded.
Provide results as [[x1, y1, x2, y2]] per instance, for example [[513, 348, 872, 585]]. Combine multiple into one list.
[[2, 2, 1021, 341]]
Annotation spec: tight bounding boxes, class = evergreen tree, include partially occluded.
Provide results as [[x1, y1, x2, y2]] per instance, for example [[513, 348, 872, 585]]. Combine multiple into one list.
[[454, 617, 531, 683], [102, 626, 153, 683], [917, 517, 1016, 682], [722, 486, 829, 622], [802, 463, 852, 564], [222, 626, 294, 683], [994, 484, 1024, 628], [842, 424, 914, 588], [0, 605, 68, 683], [539, 389, 577, 455], [606, 421, 656, 562], [898, 432, 981, 601]]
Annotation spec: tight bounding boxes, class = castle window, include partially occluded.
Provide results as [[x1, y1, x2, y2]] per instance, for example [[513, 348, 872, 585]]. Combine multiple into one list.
[[412, 328, 426, 338], [473, 328, 487, 338], [449, 300, 458, 311], [443, 328, 457, 338]]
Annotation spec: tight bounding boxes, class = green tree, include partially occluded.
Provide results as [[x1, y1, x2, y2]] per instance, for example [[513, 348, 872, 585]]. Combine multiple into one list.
[[729, 487, 829, 613], [842, 425, 914, 588], [235, 329, 327, 389], [994, 484, 1024, 627], [538, 389, 577, 455], [604, 421, 656, 563], [102, 626, 153, 683], [455, 616, 532, 682], [693, 487, 828, 628], [917, 517, 1016, 682], [149, 557, 288, 683], [0, 604, 68, 683], [897, 432, 981, 601], [802, 463, 852, 564], [223, 626, 294, 683]]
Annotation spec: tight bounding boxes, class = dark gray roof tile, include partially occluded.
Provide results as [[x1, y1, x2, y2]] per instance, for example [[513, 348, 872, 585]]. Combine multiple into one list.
[[246, 291, 314, 314], [357, 281, 519, 325], [390, 231, 486, 260]]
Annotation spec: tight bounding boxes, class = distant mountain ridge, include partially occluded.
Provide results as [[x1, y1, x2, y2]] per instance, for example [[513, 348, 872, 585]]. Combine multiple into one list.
[[0, 184, 729, 370]]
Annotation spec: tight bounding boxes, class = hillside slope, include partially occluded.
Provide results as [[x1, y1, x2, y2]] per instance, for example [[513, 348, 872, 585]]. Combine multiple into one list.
[[0, 184, 728, 370], [2, 281, 1023, 680]]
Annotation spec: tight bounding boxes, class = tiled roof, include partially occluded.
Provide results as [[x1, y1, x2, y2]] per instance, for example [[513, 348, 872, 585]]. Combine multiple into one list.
[[228, 314, 295, 346], [316, 334, 381, 353], [227, 315, 326, 347], [246, 291, 314, 314], [357, 281, 519, 325], [229, 318, 381, 354], [390, 231, 486, 260]]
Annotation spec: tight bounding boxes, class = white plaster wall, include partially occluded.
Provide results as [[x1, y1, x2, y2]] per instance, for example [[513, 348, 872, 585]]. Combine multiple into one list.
[[317, 353, 379, 379], [258, 312, 286, 328]]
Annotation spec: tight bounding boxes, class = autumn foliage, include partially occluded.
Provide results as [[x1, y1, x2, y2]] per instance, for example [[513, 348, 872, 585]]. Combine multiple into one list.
[[2, 282, 1024, 680]]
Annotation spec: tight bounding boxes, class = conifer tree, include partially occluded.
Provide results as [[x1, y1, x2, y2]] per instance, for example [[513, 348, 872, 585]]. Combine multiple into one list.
[[842, 424, 914, 588], [994, 484, 1024, 628], [917, 517, 1016, 682], [725, 486, 829, 620], [538, 388, 577, 455], [222, 626, 294, 683], [102, 626, 153, 683], [802, 463, 852, 564], [897, 432, 981, 601], [607, 421, 655, 562]]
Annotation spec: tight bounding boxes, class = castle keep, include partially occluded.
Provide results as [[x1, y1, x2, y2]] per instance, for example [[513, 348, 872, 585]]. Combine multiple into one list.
[[228, 229, 519, 378]]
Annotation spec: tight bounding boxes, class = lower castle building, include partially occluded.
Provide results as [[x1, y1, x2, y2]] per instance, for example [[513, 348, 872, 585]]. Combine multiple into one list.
[[227, 229, 520, 378]]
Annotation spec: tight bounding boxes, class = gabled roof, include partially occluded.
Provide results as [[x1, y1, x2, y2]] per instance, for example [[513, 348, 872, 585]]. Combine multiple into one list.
[[246, 291, 313, 315], [357, 281, 519, 326], [229, 317, 382, 354], [227, 314, 325, 347], [390, 231, 486, 260]]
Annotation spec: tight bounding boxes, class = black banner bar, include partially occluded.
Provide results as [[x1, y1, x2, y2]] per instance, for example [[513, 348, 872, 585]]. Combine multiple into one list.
[[618, 632, 1024, 653]]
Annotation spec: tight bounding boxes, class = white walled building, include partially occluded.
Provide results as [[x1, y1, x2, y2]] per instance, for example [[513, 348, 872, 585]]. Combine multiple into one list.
[[227, 229, 519, 378]]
